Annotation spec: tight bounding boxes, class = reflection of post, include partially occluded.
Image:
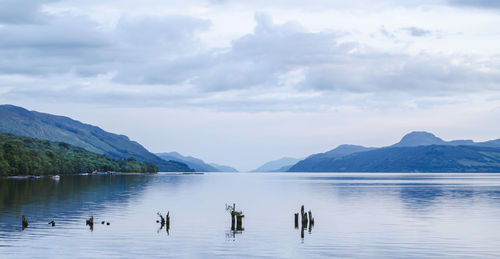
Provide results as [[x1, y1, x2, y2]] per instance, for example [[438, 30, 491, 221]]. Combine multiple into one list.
[[294, 213, 299, 229]]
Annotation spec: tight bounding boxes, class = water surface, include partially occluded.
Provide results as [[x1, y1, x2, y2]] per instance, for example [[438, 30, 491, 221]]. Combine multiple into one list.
[[1, 173, 500, 258]]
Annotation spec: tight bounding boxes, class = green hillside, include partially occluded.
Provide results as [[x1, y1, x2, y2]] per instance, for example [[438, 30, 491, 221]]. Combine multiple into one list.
[[0, 132, 160, 176], [0, 105, 192, 172]]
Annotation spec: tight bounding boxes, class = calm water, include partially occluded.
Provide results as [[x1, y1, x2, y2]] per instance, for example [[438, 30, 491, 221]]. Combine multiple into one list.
[[2, 173, 500, 258]]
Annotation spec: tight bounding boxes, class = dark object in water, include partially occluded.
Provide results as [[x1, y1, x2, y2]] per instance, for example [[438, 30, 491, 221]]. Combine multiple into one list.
[[86, 216, 94, 231], [101, 221, 105, 224], [106, 222, 110, 226], [22, 215, 29, 230], [294, 213, 299, 229], [308, 211, 314, 226], [48, 221, 55, 227], [166, 212, 170, 230], [86, 216, 94, 228], [157, 212, 165, 227], [226, 203, 244, 231], [157, 212, 170, 234], [296, 205, 315, 239], [236, 214, 245, 231]]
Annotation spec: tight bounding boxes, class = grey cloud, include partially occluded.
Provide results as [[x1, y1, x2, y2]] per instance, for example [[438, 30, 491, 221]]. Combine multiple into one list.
[[401, 27, 432, 37], [1, 8, 500, 112], [448, 0, 500, 8], [0, 0, 59, 24]]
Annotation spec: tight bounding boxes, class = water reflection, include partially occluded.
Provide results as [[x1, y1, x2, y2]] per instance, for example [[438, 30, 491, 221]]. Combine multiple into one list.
[[3, 173, 500, 258], [0, 174, 152, 234]]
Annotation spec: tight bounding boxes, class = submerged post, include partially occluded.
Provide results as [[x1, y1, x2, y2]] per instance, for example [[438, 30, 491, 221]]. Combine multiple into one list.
[[22, 215, 29, 229], [166, 211, 170, 231], [86, 216, 94, 231], [231, 204, 236, 230], [236, 214, 245, 231]]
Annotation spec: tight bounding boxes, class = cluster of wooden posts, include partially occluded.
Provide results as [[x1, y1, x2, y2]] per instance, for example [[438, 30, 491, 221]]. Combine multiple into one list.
[[227, 203, 245, 231], [21, 204, 314, 238], [294, 205, 314, 238]]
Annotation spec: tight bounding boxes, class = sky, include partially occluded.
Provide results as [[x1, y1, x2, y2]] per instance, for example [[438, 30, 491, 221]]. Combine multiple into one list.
[[1, 0, 500, 171]]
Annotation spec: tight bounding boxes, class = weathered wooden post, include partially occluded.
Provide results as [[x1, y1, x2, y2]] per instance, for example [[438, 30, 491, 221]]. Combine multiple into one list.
[[86, 216, 94, 231], [86, 216, 94, 226], [231, 204, 236, 230], [22, 215, 29, 229], [166, 211, 170, 231], [301, 205, 308, 227], [48, 220, 55, 227], [294, 213, 299, 229], [157, 212, 165, 227], [236, 214, 244, 231], [308, 211, 314, 226]]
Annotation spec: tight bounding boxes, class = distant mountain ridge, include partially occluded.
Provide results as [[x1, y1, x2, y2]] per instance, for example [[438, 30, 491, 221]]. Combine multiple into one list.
[[156, 152, 238, 172], [0, 104, 192, 172], [252, 157, 301, 172], [289, 131, 500, 172], [209, 163, 238, 172], [392, 131, 500, 148]]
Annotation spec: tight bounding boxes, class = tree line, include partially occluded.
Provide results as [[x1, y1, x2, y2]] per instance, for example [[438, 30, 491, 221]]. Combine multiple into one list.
[[0, 133, 158, 176]]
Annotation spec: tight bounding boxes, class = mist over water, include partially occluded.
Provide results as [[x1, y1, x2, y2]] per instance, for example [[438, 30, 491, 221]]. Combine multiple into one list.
[[2, 173, 500, 258]]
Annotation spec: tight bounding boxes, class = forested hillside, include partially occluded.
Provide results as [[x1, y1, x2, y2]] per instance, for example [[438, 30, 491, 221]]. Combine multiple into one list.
[[0, 133, 159, 176]]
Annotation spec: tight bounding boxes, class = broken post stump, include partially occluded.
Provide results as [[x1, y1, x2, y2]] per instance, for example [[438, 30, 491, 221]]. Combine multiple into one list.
[[86, 216, 94, 227], [22, 215, 29, 229], [236, 214, 245, 231], [157, 212, 165, 227], [294, 213, 299, 229], [166, 211, 170, 231]]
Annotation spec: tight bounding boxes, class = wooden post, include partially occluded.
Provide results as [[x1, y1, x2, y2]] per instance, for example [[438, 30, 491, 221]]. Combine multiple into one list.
[[86, 216, 94, 231], [166, 211, 170, 230], [22, 215, 29, 229], [231, 211, 236, 230], [236, 214, 244, 231], [294, 213, 299, 229]]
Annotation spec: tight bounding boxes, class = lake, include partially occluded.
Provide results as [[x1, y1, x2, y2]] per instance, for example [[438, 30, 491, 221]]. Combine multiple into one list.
[[2, 173, 500, 258]]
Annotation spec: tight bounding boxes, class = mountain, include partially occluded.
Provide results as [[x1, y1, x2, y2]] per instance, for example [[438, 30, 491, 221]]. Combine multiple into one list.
[[392, 131, 446, 147], [0, 104, 192, 172], [156, 152, 234, 172], [0, 132, 159, 176], [289, 145, 375, 172], [209, 163, 238, 172], [393, 131, 499, 148], [252, 157, 301, 172], [289, 131, 500, 172], [289, 145, 500, 172]]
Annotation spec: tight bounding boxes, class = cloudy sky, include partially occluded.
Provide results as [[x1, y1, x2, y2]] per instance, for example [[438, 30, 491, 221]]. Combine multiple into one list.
[[1, 0, 500, 170]]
